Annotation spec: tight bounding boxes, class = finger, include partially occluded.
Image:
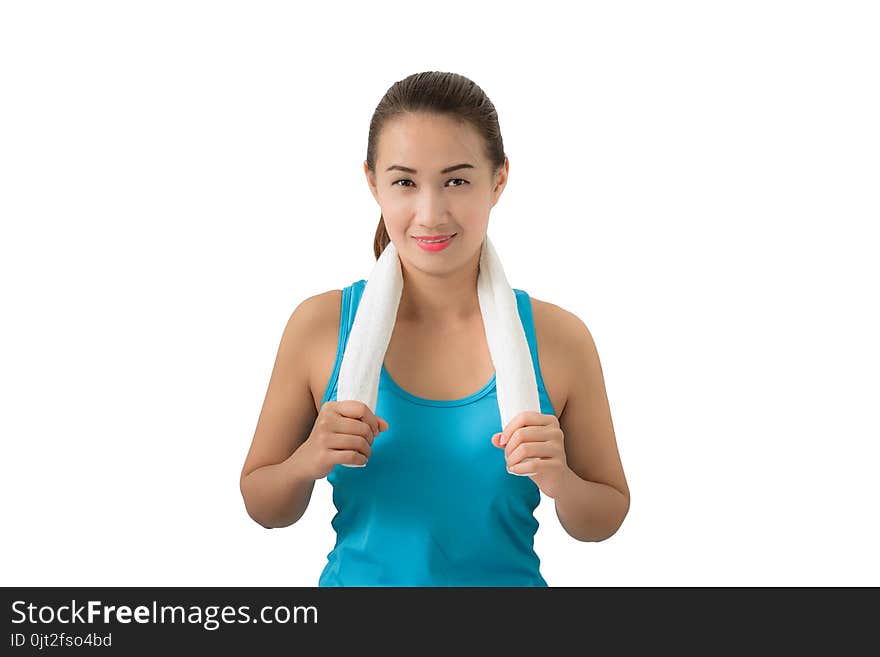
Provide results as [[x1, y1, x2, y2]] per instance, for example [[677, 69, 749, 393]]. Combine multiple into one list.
[[358, 403, 381, 437], [334, 417, 375, 444], [499, 413, 528, 447], [329, 433, 372, 458], [336, 399, 378, 435], [492, 431, 511, 449], [365, 412, 380, 438], [506, 458, 541, 477], [338, 450, 369, 468], [507, 441, 552, 467], [504, 426, 541, 459], [500, 411, 554, 445]]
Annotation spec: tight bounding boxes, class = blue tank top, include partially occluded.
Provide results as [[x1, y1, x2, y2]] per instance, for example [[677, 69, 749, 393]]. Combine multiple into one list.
[[317, 279, 556, 586]]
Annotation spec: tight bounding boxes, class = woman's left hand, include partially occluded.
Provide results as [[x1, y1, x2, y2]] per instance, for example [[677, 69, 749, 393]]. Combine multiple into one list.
[[491, 411, 571, 499]]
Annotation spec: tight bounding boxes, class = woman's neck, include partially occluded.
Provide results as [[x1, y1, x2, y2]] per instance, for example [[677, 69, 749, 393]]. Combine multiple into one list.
[[396, 254, 482, 327]]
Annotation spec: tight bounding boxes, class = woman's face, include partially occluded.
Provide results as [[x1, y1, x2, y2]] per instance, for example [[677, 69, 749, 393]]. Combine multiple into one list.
[[365, 112, 508, 270]]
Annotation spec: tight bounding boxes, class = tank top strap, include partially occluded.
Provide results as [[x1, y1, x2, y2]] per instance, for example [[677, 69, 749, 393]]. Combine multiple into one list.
[[321, 280, 366, 406], [346, 279, 367, 331]]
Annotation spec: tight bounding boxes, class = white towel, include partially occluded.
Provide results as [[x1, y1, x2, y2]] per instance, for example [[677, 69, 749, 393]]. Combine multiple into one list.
[[336, 233, 541, 473]]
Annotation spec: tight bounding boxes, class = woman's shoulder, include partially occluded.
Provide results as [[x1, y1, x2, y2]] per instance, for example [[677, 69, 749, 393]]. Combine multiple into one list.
[[528, 295, 590, 339], [527, 294, 594, 417], [292, 288, 343, 332], [291, 288, 344, 412]]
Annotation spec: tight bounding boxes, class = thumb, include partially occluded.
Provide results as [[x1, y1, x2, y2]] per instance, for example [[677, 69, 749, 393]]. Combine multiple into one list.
[[378, 417, 389, 432]]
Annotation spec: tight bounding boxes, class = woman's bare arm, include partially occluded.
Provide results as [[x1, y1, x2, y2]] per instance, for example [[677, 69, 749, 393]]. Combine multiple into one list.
[[239, 292, 337, 528], [552, 307, 630, 541]]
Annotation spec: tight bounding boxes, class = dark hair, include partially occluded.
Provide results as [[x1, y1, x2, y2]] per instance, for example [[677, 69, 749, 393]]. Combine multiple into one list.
[[366, 71, 507, 260]]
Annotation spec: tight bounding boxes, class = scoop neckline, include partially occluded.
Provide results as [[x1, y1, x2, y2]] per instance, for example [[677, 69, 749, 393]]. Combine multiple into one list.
[[380, 363, 497, 407]]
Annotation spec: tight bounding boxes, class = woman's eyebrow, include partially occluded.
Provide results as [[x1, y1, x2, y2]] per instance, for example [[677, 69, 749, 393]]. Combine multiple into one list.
[[385, 163, 475, 174]]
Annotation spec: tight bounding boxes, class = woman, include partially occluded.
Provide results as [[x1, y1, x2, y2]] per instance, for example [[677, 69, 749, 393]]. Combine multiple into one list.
[[240, 71, 630, 586]]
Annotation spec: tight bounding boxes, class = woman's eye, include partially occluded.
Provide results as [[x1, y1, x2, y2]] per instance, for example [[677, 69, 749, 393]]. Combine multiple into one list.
[[392, 178, 469, 188]]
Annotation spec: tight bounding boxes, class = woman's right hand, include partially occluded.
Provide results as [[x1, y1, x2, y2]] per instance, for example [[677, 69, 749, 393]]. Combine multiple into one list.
[[292, 400, 389, 480]]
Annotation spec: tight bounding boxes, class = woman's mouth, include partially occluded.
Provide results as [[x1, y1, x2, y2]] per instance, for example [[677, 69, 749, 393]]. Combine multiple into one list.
[[414, 233, 456, 252]]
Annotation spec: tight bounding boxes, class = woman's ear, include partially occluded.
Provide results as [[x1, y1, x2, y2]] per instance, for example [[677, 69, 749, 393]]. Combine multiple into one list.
[[364, 161, 380, 203], [491, 157, 509, 206]]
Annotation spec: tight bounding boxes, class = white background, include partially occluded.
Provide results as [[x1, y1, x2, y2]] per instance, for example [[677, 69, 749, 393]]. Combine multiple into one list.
[[1, 1, 877, 586]]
